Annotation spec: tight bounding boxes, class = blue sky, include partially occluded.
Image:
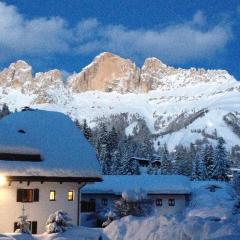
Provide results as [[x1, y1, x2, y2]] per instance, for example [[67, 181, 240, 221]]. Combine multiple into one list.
[[0, 0, 240, 79]]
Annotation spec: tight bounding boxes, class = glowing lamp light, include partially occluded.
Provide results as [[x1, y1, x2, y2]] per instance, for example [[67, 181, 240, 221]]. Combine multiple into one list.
[[0, 176, 7, 186]]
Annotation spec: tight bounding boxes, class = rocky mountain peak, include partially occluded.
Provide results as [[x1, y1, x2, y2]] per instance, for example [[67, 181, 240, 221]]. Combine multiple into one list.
[[68, 52, 140, 93], [35, 69, 63, 85], [143, 57, 168, 70], [0, 52, 237, 98], [0, 60, 33, 89]]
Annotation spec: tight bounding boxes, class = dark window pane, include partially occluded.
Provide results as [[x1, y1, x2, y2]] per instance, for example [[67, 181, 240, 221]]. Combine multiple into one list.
[[31, 221, 37, 234], [168, 199, 175, 206], [156, 199, 162, 206], [102, 199, 108, 206], [81, 200, 96, 212]]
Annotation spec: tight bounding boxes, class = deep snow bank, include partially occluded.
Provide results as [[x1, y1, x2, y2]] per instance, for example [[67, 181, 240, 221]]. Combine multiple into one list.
[[103, 181, 240, 240]]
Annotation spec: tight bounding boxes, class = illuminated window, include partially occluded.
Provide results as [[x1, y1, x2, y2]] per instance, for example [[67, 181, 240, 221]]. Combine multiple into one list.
[[67, 191, 74, 201], [49, 190, 56, 201]]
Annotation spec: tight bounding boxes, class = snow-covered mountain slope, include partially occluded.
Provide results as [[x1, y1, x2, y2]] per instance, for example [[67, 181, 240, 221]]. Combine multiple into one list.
[[0, 52, 239, 150]]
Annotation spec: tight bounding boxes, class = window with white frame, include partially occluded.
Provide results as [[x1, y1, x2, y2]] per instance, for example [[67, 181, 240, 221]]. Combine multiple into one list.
[[67, 190, 74, 201], [49, 190, 56, 201], [155, 198, 162, 206], [168, 198, 175, 206]]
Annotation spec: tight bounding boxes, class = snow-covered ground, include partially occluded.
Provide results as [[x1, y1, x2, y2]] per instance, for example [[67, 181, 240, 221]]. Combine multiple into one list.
[[0, 227, 103, 240], [1, 181, 240, 240], [103, 181, 240, 240]]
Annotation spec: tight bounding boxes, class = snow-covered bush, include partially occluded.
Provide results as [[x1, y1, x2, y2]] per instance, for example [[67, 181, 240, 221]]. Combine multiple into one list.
[[46, 210, 72, 234], [114, 189, 153, 218], [102, 210, 116, 227], [15, 206, 31, 234]]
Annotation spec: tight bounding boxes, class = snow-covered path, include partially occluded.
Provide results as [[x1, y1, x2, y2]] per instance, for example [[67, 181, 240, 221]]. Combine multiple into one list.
[[1, 227, 105, 240]]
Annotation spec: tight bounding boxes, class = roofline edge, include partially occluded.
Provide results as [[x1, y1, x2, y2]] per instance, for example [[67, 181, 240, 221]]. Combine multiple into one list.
[[6, 176, 102, 183]]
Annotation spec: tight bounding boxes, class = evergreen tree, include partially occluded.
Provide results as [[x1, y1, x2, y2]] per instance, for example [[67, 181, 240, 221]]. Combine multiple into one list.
[[174, 145, 191, 176], [212, 138, 230, 181], [15, 205, 31, 234], [75, 119, 81, 129], [111, 150, 121, 174], [2, 103, 10, 116], [121, 146, 137, 175], [108, 126, 119, 151], [134, 122, 154, 160], [46, 210, 72, 233], [82, 119, 92, 140], [191, 148, 208, 180], [0, 103, 10, 119], [99, 144, 111, 174], [189, 143, 197, 160], [118, 137, 139, 175], [198, 148, 208, 180], [191, 157, 198, 180], [160, 144, 172, 175], [135, 138, 153, 159], [204, 144, 215, 179], [95, 123, 109, 157]]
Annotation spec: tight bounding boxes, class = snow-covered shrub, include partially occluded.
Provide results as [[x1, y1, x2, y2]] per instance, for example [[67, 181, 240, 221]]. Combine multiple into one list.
[[102, 210, 116, 227], [46, 210, 72, 233], [15, 207, 31, 234], [114, 189, 153, 218]]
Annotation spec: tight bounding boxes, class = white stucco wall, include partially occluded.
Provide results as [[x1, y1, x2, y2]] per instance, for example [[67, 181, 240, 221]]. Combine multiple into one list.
[[149, 194, 188, 215], [0, 181, 80, 234], [82, 193, 189, 216]]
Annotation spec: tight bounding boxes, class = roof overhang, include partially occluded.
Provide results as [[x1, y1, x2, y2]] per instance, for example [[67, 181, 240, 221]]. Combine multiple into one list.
[[82, 191, 191, 196], [6, 176, 102, 183]]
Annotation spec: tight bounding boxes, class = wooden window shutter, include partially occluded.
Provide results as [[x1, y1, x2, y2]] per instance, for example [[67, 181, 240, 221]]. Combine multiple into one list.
[[16, 189, 23, 202], [31, 221, 37, 234], [33, 189, 39, 202]]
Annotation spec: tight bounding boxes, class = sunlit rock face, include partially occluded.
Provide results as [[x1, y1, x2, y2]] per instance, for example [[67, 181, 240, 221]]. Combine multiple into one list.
[[0, 52, 235, 98], [68, 52, 140, 93], [0, 60, 33, 90]]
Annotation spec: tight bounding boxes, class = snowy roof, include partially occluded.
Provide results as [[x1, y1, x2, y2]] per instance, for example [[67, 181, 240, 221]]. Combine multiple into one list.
[[82, 175, 191, 195], [0, 110, 101, 180]]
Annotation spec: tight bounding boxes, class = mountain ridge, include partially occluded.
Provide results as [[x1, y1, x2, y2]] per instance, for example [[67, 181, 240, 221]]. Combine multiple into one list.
[[0, 52, 239, 150], [0, 52, 237, 96]]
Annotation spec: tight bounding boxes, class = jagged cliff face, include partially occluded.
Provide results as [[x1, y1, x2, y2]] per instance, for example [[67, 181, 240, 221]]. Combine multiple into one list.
[[0, 52, 237, 98], [0, 61, 70, 104], [68, 52, 236, 93], [68, 52, 140, 93], [0, 60, 33, 90]]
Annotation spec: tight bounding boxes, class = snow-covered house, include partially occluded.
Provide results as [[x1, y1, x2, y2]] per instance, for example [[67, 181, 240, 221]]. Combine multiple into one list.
[[0, 110, 101, 234], [81, 175, 191, 226], [130, 157, 161, 174]]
